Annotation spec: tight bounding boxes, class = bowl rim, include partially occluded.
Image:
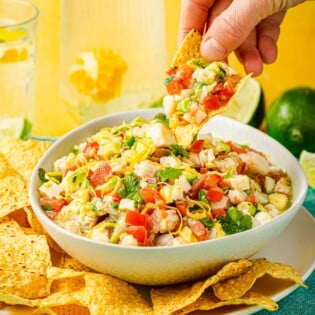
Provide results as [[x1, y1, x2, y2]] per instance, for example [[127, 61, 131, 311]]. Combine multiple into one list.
[[29, 109, 308, 251]]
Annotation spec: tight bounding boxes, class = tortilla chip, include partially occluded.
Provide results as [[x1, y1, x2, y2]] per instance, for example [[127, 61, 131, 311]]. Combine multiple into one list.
[[0, 154, 30, 220], [151, 259, 252, 315], [35, 273, 152, 315], [213, 258, 307, 300], [174, 290, 278, 314], [0, 138, 51, 184], [0, 234, 52, 298], [0, 218, 24, 236], [48, 267, 87, 294], [173, 124, 200, 148], [171, 29, 202, 67], [49, 304, 90, 315], [59, 255, 92, 272]]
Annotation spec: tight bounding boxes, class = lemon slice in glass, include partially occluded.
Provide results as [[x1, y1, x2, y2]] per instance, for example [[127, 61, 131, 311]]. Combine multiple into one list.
[[0, 117, 32, 141], [222, 77, 265, 128], [300, 150, 315, 189]]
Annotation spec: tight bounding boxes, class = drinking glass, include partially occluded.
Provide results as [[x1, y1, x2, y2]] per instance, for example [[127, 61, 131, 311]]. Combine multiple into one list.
[[0, 0, 38, 121]]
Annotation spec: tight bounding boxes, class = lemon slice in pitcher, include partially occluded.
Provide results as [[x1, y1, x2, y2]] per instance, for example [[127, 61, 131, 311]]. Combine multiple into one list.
[[222, 77, 265, 128], [0, 117, 32, 141], [300, 150, 315, 189]]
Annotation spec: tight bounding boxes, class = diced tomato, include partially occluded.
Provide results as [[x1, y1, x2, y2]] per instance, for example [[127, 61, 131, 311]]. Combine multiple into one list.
[[203, 94, 220, 110], [219, 86, 234, 102], [112, 193, 121, 203], [238, 162, 247, 174], [200, 167, 208, 174], [211, 208, 226, 219], [189, 173, 222, 199], [88, 163, 112, 187], [139, 187, 164, 204], [246, 193, 256, 205], [206, 188, 224, 202], [166, 79, 184, 95], [189, 220, 209, 241], [175, 200, 188, 216], [40, 197, 67, 212], [166, 66, 177, 76], [125, 210, 149, 227], [177, 64, 193, 88], [227, 141, 247, 154], [83, 141, 99, 159], [190, 139, 204, 153], [202, 173, 222, 189], [125, 225, 147, 244]]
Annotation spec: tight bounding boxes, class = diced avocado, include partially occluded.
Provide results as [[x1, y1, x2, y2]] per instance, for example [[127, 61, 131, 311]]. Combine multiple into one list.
[[215, 141, 230, 154], [177, 98, 191, 113], [268, 193, 289, 211], [237, 201, 257, 215]]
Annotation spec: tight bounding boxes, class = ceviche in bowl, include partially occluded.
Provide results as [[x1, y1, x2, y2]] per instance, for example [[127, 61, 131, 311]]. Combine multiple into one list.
[[29, 109, 307, 285]]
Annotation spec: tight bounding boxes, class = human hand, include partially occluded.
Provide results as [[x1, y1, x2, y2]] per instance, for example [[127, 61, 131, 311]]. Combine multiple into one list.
[[178, 0, 306, 76]]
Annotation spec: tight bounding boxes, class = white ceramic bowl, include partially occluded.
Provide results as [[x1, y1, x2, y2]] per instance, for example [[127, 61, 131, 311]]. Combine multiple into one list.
[[29, 109, 308, 285]]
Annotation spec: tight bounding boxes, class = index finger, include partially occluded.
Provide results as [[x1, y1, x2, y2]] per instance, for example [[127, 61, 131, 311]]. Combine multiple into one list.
[[178, 0, 215, 45]]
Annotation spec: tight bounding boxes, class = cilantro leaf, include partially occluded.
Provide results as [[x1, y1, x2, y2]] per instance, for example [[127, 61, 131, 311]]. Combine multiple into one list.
[[38, 168, 48, 182], [157, 167, 182, 182], [199, 217, 214, 229], [217, 207, 253, 235], [170, 144, 188, 158], [41, 203, 53, 211], [164, 75, 174, 85], [154, 113, 169, 126], [124, 136, 136, 148], [118, 173, 140, 199], [198, 189, 210, 204]]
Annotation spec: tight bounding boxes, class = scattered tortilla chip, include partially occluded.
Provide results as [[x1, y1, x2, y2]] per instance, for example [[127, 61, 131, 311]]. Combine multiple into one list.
[[48, 267, 87, 294], [151, 259, 252, 315], [49, 304, 90, 315], [59, 255, 92, 272], [213, 258, 307, 300], [0, 138, 51, 184], [171, 29, 202, 67], [0, 218, 24, 236], [0, 234, 52, 298], [0, 154, 30, 220], [174, 290, 278, 315]]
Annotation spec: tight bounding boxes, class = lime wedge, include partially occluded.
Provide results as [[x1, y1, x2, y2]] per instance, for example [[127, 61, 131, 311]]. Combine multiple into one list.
[[0, 117, 32, 141], [222, 77, 265, 128], [300, 150, 315, 189]]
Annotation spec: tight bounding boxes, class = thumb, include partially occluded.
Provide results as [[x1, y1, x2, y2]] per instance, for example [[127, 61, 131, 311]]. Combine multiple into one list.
[[201, 0, 273, 61]]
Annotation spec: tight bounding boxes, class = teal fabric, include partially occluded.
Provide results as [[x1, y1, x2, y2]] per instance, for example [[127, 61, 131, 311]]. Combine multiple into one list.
[[257, 187, 315, 315]]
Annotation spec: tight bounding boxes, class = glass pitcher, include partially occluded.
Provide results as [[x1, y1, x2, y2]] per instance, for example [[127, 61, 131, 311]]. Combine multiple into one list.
[[61, 0, 168, 124]]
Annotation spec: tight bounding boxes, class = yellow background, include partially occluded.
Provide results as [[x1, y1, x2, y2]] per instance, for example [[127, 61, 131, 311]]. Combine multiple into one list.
[[32, 0, 315, 136]]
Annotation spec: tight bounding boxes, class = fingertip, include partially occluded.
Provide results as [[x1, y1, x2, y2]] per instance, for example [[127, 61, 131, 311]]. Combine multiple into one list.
[[235, 48, 263, 76], [201, 37, 228, 61], [259, 35, 278, 64]]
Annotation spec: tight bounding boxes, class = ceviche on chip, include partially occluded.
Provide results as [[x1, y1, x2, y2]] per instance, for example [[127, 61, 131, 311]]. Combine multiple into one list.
[[38, 113, 292, 247]]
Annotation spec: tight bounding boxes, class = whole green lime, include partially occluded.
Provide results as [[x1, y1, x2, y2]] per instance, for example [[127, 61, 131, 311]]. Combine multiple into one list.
[[266, 87, 315, 156]]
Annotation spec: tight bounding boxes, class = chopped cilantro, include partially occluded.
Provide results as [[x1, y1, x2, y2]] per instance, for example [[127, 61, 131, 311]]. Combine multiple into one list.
[[111, 202, 119, 209], [118, 173, 140, 199], [200, 217, 214, 229], [124, 136, 136, 148], [38, 168, 48, 182], [154, 113, 169, 126], [198, 189, 210, 204], [157, 167, 182, 182], [164, 75, 174, 85], [217, 207, 252, 235], [170, 144, 188, 158], [41, 203, 53, 211], [217, 66, 226, 82]]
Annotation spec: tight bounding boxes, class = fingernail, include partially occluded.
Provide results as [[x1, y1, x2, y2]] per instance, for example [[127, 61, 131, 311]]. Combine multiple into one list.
[[201, 38, 227, 61]]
